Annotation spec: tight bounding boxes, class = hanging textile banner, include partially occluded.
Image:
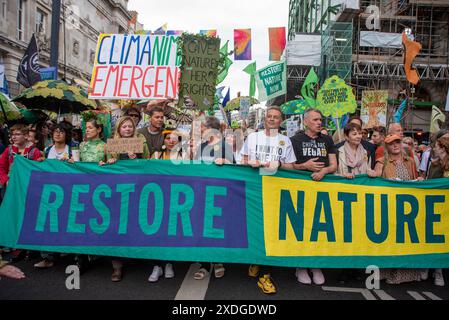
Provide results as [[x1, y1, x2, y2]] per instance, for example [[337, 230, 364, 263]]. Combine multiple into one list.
[[360, 90, 388, 129], [89, 34, 180, 100], [1, 157, 449, 268], [268, 27, 286, 61], [254, 61, 286, 102], [234, 29, 252, 60]]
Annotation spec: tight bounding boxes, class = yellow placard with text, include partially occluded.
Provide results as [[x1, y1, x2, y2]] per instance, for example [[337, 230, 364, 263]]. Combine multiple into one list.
[[263, 176, 449, 257]]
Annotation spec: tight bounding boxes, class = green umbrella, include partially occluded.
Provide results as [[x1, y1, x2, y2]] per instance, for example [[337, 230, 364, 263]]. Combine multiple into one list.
[[18, 109, 50, 124], [0, 92, 23, 123], [280, 99, 309, 115], [13, 80, 97, 114], [224, 96, 259, 111]]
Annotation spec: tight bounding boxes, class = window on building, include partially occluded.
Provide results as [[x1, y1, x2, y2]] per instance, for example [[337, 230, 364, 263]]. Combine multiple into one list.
[[35, 9, 46, 35], [17, 0, 25, 41], [1, 1, 6, 20]]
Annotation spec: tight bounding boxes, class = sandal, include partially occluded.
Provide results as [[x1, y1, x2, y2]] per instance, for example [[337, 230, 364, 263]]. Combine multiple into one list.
[[214, 264, 225, 278], [194, 268, 209, 280]]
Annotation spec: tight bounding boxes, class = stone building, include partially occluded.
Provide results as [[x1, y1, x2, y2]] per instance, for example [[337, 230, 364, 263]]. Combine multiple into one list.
[[0, 0, 142, 96]]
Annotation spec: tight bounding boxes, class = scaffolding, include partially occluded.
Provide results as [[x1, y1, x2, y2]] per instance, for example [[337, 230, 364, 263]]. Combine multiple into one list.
[[321, 22, 353, 82], [287, 0, 449, 133], [288, 0, 342, 40], [353, 0, 449, 132]]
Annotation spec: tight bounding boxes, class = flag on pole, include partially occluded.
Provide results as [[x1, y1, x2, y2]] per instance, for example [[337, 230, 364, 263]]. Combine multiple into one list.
[[234, 29, 252, 60], [393, 99, 407, 123], [301, 67, 318, 108], [17, 34, 41, 88], [430, 105, 446, 134], [222, 88, 230, 108], [268, 27, 286, 61], [216, 41, 233, 85], [243, 62, 257, 97]]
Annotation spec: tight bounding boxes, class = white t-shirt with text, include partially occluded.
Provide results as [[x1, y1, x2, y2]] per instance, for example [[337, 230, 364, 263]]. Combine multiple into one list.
[[241, 131, 297, 164]]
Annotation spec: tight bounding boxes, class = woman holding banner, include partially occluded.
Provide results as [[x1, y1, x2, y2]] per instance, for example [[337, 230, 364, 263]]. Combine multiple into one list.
[[336, 123, 377, 179], [420, 136, 449, 286], [74, 115, 107, 273], [374, 134, 422, 284], [106, 116, 149, 163], [147, 128, 188, 283], [103, 116, 149, 282], [34, 123, 74, 269]]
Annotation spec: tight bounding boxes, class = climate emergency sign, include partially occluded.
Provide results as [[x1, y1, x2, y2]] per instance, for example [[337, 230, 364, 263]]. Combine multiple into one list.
[[89, 34, 180, 100]]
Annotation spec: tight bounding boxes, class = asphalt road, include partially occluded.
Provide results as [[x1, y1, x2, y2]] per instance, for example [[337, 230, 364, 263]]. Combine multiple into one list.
[[1, 254, 448, 301]]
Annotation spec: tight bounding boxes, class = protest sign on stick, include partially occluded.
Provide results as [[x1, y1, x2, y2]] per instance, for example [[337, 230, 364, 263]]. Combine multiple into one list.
[[89, 34, 180, 100], [178, 34, 221, 111], [255, 61, 286, 102]]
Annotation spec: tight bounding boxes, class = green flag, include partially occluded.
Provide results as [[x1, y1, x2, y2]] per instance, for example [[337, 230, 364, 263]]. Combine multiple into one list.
[[217, 41, 233, 85], [301, 68, 318, 108], [243, 61, 257, 97]]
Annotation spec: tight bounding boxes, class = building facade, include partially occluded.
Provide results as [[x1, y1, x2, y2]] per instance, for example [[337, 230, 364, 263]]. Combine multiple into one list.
[[0, 0, 142, 96], [287, 0, 449, 136]]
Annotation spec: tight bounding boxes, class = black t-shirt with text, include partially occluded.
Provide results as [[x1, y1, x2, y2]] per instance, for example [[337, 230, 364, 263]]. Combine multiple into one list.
[[290, 132, 336, 167]]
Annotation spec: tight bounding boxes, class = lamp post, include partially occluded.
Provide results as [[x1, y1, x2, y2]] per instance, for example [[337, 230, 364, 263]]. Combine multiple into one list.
[[50, 0, 61, 79]]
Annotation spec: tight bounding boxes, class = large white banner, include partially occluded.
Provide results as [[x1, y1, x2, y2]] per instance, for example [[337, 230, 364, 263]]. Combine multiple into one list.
[[89, 34, 180, 100]]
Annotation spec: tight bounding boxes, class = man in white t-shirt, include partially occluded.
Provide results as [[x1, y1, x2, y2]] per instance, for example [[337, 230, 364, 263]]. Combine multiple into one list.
[[240, 106, 296, 295], [241, 106, 296, 171]]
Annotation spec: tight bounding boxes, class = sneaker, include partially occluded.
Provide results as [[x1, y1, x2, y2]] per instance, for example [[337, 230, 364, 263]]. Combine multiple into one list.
[[34, 259, 54, 269], [420, 269, 429, 281], [148, 266, 163, 282], [248, 264, 260, 278], [434, 269, 445, 287], [257, 274, 277, 294], [311, 268, 325, 285], [165, 263, 174, 279], [214, 263, 225, 278], [296, 268, 312, 284]]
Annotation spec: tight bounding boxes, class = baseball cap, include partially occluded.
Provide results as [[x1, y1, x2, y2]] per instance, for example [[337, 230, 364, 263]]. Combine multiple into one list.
[[384, 134, 402, 144]]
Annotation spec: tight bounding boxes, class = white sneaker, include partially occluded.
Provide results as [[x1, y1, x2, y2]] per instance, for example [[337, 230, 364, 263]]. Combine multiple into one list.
[[295, 268, 312, 285], [311, 268, 325, 285], [148, 266, 163, 282], [434, 269, 445, 287], [420, 269, 429, 280], [165, 263, 174, 279]]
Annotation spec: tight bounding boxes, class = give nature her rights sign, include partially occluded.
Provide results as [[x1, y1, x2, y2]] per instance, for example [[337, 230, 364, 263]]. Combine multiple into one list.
[[89, 34, 180, 100]]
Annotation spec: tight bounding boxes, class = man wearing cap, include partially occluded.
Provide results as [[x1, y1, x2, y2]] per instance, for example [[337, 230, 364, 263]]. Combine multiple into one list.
[[374, 134, 419, 180]]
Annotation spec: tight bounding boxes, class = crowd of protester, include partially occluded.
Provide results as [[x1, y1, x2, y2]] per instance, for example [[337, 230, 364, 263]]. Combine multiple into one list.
[[0, 101, 447, 292]]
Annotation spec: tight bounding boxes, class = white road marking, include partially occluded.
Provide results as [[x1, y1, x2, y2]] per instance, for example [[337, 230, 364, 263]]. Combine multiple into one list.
[[175, 263, 211, 300], [407, 291, 426, 300], [374, 290, 396, 300], [322, 286, 377, 300], [422, 292, 443, 300]]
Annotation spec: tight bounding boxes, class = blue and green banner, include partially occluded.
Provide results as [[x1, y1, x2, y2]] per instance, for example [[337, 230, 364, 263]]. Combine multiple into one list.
[[1, 157, 449, 268]]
